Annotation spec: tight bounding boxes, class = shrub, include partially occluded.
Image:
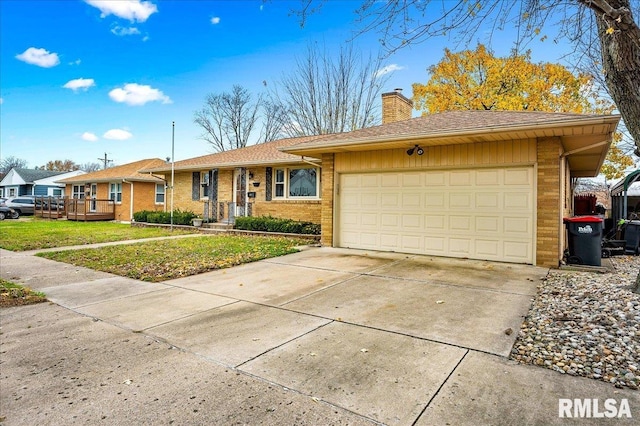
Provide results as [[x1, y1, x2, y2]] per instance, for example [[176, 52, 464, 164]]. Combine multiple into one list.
[[133, 209, 197, 225], [234, 216, 321, 235]]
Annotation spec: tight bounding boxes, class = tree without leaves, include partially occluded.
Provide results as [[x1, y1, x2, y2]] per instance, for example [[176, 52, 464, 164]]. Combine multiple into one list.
[[412, 44, 635, 179], [0, 157, 28, 175], [272, 43, 391, 136], [194, 85, 261, 152], [79, 162, 103, 173]]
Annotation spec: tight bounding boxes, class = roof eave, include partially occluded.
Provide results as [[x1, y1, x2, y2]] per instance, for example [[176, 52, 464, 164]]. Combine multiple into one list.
[[281, 115, 622, 156], [142, 156, 322, 173]]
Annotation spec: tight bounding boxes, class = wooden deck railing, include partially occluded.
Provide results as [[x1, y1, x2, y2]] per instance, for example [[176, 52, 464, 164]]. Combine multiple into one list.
[[34, 196, 116, 221]]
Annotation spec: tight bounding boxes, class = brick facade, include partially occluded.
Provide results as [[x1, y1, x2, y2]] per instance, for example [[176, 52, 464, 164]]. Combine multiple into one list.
[[167, 166, 322, 224], [536, 137, 564, 267], [381, 90, 413, 124], [320, 154, 335, 247]]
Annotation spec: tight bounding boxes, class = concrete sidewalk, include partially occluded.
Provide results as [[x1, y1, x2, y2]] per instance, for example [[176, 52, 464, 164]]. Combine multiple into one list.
[[1, 246, 638, 425]]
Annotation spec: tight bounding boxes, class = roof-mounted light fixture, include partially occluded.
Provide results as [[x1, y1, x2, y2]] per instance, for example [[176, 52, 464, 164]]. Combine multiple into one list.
[[406, 144, 424, 156]]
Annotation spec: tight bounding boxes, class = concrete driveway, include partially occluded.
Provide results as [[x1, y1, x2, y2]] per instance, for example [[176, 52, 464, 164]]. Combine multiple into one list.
[[2, 246, 638, 425]]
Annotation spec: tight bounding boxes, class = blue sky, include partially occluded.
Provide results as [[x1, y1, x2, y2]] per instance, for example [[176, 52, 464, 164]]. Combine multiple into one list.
[[0, 0, 574, 168]]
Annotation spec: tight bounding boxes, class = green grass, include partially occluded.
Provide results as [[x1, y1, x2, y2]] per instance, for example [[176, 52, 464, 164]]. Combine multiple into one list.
[[0, 218, 196, 251], [0, 279, 47, 307], [38, 235, 308, 282]]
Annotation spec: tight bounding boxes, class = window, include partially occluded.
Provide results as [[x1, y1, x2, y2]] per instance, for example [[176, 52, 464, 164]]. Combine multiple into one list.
[[52, 188, 62, 196], [155, 183, 165, 204], [109, 183, 122, 203], [72, 185, 85, 199], [9, 188, 16, 197], [273, 167, 318, 199], [201, 172, 209, 199]]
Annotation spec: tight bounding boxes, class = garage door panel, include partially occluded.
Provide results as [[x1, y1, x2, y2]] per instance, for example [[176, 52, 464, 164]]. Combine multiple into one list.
[[476, 239, 500, 257], [450, 170, 472, 186], [476, 216, 499, 232], [505, 168, 532, 185], [449, 193, 472, 209], [381, 193, 400, 207], [360, 174, 379, 187], [450, 215, 472, 231], [476, 169, 500, 185], [476, 192, 500, 208], [425, 215, 447, 230], [449, 238, 471, 255], [504, 192, 531, 210], [338, 167, 534, 264]]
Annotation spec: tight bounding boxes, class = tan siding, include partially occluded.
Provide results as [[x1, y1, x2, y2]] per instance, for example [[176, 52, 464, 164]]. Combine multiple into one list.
[[335, 139, 536, 172]]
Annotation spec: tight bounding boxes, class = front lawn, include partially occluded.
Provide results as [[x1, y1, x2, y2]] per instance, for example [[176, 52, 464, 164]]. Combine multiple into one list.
[[0, 218, 196, 251], [38, 235, 308, 282]]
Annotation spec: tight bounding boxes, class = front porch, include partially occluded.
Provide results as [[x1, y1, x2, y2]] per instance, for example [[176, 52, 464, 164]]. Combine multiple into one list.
[[34, 196, 116, 221]]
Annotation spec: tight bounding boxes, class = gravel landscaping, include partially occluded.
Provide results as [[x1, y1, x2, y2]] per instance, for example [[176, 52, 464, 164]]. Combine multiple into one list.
[[511, 255, 640, 390]]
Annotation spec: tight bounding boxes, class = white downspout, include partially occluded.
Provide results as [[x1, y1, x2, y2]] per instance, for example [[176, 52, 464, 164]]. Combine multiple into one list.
[[123, 179, 134, 222]]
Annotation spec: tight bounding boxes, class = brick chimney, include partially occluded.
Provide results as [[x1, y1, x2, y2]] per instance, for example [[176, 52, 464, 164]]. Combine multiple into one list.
[[381, 88, 413, 124]]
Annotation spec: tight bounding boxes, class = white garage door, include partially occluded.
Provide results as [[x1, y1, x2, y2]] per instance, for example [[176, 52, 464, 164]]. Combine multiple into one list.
[[338, 167, 535, 264]]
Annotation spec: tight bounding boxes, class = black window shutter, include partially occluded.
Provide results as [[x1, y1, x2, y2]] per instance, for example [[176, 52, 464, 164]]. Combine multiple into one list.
[[192, 172, 200, 200], [265, 167, 272, 201], [210, 169, 218, 202]]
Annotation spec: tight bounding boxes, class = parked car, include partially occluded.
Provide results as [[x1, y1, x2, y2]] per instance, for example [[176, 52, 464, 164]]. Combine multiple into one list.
[[1, 196, 38, 216], [0, 205, 18, 220]]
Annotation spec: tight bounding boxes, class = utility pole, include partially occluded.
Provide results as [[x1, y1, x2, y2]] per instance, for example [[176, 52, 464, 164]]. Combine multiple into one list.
[[98, 153, 113, 169]]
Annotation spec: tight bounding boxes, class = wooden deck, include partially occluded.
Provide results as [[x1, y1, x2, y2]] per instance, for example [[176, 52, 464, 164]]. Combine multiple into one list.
[[34, 197, 115, 221]]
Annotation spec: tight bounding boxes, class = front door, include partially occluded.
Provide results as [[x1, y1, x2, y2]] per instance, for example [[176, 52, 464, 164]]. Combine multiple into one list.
[[89, 183, 97, 212], [232, 169, 246, 217]]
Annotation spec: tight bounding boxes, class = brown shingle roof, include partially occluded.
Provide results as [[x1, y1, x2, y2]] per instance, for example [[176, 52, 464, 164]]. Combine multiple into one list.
[[142, 136, 321, 173], [59, 158, 167, 183], [282, 110, 620, 155]]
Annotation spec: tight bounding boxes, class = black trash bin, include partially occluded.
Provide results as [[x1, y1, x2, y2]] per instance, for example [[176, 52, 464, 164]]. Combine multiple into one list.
[[563, 216, 603, 266], [624, 220, 640, 255]]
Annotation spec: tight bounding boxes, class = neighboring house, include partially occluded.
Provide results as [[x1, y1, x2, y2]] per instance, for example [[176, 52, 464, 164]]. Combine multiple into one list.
[[0, 168, 83, 197], [59, 159, 167, 222], [279, 90, 620, 268], [141, 136, 322, 224]]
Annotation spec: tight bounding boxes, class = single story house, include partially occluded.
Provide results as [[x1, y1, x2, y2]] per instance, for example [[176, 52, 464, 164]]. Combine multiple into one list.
[[59, 158, 167, 222], [279, 90, 620, 268], [142, 90, 618, 268], [140, 136, 322, 223], [0, 168, 85, 198]]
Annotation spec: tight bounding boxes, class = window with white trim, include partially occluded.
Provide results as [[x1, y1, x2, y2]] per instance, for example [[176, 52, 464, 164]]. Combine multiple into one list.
[[273, 167, 319, 199], [155, 183, 165, 204], [72, 185, 85, 199], [201, 171, 209, 199], [109, 183, 122, 203]]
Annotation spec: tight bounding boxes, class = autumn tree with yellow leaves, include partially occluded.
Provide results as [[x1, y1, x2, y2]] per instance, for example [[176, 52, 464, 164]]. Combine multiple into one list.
[[412, 44, 634, 179]]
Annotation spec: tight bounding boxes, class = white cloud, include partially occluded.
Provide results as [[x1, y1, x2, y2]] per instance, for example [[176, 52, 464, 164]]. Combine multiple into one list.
[[15, 47, 60, 68], [63, 78, 96, 92], [210, 16, 220, 24], [108, 83, 172, 106], [103, 129, 133, 140], [82, 132, 99, 141], [111, 25, 141, 36], [70, 59, 82, 66], [375, 64, 405, 78], [85, 0, 158, 23]]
